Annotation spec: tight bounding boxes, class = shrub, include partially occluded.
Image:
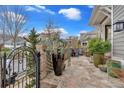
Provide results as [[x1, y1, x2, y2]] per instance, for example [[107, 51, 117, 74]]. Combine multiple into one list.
[[88, 38, 111, 54], [40, 21, 71, 76], [1, 47, 11, 52], [0, 47, 11, 56], [88, 38, 111, 67]]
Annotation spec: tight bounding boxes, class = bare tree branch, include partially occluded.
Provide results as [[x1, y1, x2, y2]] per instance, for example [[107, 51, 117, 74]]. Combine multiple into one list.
[[0, 6, 27, 48]]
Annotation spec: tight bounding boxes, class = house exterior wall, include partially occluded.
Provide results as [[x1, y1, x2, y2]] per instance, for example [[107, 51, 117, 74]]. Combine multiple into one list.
[[89, 6, 111, 42], [99, 17, 111, 41], [4, 40, 25, 49], [101, 25, 106, 40], [67, 36, 79, 49], [80, 31, 98, 48], [113, 5, 124, 68]]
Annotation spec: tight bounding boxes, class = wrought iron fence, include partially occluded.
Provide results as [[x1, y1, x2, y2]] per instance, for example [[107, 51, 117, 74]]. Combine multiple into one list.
[[0, 46, 40, 88]]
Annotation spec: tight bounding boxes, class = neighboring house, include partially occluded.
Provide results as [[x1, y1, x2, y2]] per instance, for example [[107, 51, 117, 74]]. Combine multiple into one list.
[[66, 36, 79, 49], [89, 5, 111, 41], [112, 5, 124, 68], [39, 30, 60, 40], [80, 30, 98, 47], [4, 38, 25, 49], [0, 34, 25, 49]]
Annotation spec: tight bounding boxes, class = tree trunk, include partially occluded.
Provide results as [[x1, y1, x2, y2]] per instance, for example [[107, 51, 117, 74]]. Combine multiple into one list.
[[14, 40, 16, 49]]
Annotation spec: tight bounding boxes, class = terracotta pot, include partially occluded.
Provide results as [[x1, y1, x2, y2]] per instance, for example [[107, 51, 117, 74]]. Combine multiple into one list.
[[93, 53, 104, 67]]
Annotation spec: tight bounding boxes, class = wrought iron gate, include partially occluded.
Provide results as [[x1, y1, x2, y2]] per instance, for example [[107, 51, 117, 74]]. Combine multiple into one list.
[[0, 46, 40, 88]]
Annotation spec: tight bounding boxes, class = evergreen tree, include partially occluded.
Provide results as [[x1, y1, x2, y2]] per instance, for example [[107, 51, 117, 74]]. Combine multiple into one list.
[[25, 28, 40, 50]]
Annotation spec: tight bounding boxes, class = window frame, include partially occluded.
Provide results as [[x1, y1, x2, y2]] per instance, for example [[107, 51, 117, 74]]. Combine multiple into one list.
[[113, 21, 124, 32]]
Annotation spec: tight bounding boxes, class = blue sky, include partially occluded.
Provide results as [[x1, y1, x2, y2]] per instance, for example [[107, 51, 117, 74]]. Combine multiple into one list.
[[1, 5, 95, 37]]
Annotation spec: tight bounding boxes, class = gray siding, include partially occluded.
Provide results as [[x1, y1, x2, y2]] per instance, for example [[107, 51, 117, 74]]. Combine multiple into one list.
[[113, 5, 124, 59]]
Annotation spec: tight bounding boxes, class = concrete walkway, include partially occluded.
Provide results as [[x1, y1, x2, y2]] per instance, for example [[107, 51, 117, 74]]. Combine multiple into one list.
[[41, 56, 124, 88]]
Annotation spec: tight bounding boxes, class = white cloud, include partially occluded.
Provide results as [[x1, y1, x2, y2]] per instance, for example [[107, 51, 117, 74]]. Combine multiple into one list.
[[58, 8, 81, 20], [25, 5, 55, 15], [25, 6, 41, 12], [39, 27, 68, 39], [18, 31, 29, 37], [77, 34, 80, 37], [37, 29, 44, 34], [80, 30, 88, 34], [59, 28, 68, 34], [40, 27, 68, 34], [59, 28, 69, 39], [45, 9, 55, 15], [34, 5, 46, 10], [87, 5, 94, 8], [19, 28, 43, 37]]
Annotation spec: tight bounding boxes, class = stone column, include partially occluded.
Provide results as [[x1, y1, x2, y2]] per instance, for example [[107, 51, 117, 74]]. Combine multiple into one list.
[[36, 45, 48, 80]]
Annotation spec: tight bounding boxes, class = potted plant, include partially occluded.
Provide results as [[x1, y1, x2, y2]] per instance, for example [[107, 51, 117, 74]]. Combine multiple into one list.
[[40, 21, 71, 76], [43, 34, 70, 76], [88, 38, 111, 67]]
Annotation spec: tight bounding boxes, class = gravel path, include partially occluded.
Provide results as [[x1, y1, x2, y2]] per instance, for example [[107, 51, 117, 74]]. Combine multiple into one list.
[[41, 56, 124, 88]]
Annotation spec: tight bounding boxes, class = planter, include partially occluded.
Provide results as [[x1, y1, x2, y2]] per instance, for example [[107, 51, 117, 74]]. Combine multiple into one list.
[[93, 53, 104, 67], [107, 60, 121, 78], [52, 53, 64, 76]]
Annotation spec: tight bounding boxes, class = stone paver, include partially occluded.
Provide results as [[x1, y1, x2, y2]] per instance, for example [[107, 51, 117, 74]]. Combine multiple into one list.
[[41, 56, 124, 88]]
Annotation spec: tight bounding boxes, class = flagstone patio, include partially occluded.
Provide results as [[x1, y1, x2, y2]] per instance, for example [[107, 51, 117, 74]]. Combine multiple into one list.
[[41, 56, 124, 88]]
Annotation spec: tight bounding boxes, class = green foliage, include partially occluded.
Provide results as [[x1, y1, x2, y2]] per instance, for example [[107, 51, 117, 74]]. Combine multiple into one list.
[[1, 47, 11, 52], [25, 53, 35, 87], [40, 21, 70, 57], [25, 79, 35, 88], [27, 53, 35, 78], [88, 38, 111, 54], [0, 47, 11, 56], [24, 28, 39, 86], [25, 28, 40, 50], [40, 21, 71, 73]]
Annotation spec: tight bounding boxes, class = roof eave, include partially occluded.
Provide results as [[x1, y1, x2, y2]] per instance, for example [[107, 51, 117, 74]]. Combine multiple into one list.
[[89, 6, 99, 26]]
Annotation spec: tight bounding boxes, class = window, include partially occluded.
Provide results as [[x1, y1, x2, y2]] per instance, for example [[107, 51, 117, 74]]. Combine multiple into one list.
[[17, 43, 20, 45], [116, 24, 120, 30], [82, 42, 87, 46], [120, 23, 123, 29], [11, 43, 13, 45], [114, 21, 124, 32]]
